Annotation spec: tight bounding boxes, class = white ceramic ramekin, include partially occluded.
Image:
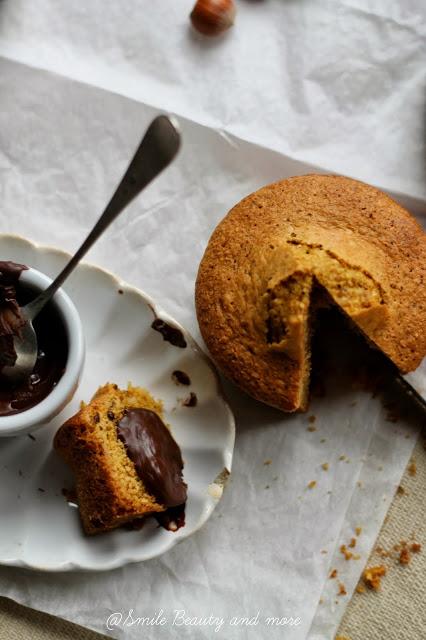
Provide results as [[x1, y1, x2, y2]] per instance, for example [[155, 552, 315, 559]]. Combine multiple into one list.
[[0, 267, 85, 436]]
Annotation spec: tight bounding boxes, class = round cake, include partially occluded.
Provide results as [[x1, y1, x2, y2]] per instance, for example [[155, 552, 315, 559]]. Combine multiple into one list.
[[195, 175, 426, 412]]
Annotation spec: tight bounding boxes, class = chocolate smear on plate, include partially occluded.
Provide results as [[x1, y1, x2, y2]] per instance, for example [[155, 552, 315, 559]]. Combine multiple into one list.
[[151, 319, 187, 348], [172, 370, 191, 386], [183, 392, 197, 407]]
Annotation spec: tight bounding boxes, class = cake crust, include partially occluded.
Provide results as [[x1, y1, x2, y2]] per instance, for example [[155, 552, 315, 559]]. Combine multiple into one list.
[[195, 174, 426, 412]]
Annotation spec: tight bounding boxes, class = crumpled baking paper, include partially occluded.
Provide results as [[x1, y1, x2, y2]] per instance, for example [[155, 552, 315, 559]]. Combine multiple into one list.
[[0, 1, 424, 638], [0, 0, 425, 204]]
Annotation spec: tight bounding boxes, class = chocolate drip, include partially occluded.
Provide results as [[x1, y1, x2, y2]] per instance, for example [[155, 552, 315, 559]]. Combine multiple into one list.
[[154, 503, 186, 531], [151, 319, 187, 348], [183, 392, 197, 407], [172, 370, 191, 386]]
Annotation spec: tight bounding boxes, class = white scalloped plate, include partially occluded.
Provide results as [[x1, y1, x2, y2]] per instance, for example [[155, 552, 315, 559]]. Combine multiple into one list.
[[0, 235, 235, 572]]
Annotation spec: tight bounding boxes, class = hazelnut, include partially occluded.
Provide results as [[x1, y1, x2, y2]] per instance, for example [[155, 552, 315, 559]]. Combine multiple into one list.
[[190, 0, 236, 37]]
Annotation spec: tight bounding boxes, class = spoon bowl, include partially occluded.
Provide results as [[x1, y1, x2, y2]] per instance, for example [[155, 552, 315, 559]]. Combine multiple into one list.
[[1, 310, 38, 384]]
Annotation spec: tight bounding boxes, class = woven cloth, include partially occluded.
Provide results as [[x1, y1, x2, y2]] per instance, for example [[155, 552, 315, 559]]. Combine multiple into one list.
[[336, 435, 425, 639]]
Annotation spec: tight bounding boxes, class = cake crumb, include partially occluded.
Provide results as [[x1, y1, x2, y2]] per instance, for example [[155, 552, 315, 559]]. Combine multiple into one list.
[[357, 481, 363, 488], [321, 463, 329, 471], [395, 540, 407, 550], [208, 483, 223, 499], [321, 550, 328, 554], [348, 538, 357, 549], [363, 565, 386, 590], [356, 584, 365, 594], [374, 539, 421, 568], [308, 415, 316, 423], [320, 438, 327, 443], [397, 485, 406, 496], [329, 569, 337, 579], [399, 548, 411, 565], [408, 460, 417, 476], [263, 459, 272, 466], [339, 455, 346, 461], [355, 527, 362, 536], [307, 425, 317, 432], [307, 480, 317, 489], [337, 582, 347, 596], [340, 545, 353, 561]]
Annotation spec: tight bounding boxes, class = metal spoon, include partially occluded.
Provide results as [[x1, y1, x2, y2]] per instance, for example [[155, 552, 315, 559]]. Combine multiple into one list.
[[2, 115, 181, 385]]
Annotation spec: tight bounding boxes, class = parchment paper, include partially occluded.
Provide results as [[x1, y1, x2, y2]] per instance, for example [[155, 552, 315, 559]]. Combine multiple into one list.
[[0, 0, 425, 203], [0, 1, 425, 638]]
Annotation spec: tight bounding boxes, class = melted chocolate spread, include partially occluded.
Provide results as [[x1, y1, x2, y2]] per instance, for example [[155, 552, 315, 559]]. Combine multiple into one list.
[[0, 261, 27, 371], [151, 319, 187, 348], [183, 392, 197, 407], [0, 262, 68, 416], [154, 503, 186, 531], [116, 408, 187, 508], [172, 370, 191, 386]]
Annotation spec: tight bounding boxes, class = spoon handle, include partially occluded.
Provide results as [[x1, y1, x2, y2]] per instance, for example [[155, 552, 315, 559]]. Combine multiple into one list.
[[25, 115, 181, 321]]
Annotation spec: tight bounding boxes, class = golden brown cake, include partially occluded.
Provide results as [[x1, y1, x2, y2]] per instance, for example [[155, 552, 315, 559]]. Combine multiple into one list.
[[54, 383, 187, 535], [195, 174, 426, 412]]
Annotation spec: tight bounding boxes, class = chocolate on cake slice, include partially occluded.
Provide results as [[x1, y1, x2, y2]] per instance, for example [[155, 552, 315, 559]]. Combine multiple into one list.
[[54, 383, 187, 535]]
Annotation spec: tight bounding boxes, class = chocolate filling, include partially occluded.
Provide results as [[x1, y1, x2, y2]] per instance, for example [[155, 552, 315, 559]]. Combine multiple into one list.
[[116, 408, 187, 508]]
